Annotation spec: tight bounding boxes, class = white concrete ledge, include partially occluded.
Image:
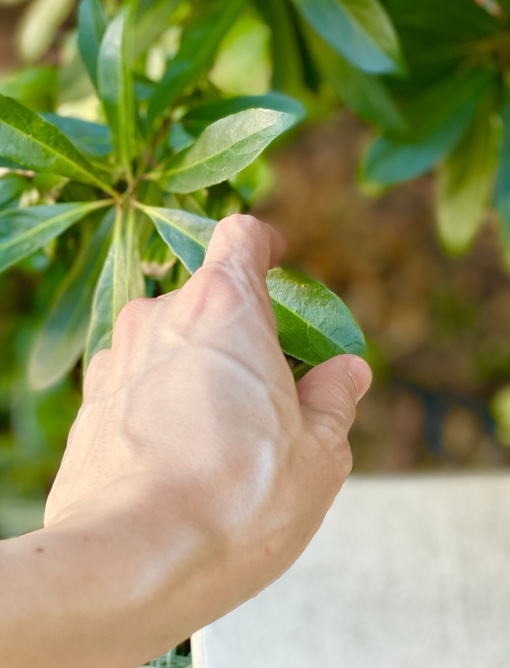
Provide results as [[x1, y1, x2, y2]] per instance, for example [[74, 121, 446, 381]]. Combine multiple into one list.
[[194, 474, 510, 668]]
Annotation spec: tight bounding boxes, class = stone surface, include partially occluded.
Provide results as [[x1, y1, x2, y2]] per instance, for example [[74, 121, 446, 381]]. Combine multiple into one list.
[[193, 475, 510, 668]]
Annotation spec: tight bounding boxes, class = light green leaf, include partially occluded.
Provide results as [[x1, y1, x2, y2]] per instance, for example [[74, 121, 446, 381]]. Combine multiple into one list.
[[139, 206, 365, 365], [0, 94, 115, 194], [0, 200, 110, 273], [0, 174, 28, 209], [130, 0, 180, 61], [437, 97, 500, 254], [77, 0, 107, 87], [41, 114, 112, 158], [0, 66, 57, 110], [147, 0, 245, 123], [137, 205, 216, 274], [291, 0, 404, 75], [17, 0, 74, 64], [495, 91, 510, 266], [267, 267, 365, 365], [184, 92, 306, 129], [157, 108, 296, 193], [28, 209, 113, 390], [84, 206, 145, 370], [98, 8, 137, 177]]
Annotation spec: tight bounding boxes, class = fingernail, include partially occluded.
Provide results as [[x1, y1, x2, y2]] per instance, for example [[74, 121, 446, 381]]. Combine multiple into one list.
[[347, 357, 372, 403]]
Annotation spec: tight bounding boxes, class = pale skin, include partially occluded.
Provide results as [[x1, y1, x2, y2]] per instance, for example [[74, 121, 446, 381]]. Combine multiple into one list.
[[0, 214, 371, 668]]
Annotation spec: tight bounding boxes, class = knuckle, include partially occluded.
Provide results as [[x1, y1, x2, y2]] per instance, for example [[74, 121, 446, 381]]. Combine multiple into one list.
[[114, 298, 154, 336]]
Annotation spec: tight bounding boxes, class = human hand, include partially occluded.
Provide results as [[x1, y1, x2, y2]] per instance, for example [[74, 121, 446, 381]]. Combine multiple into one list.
[[43, 214, 371, 663]]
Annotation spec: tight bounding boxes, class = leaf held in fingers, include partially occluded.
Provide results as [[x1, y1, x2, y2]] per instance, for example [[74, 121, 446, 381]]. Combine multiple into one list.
[[266, 267, 366, 366], [78, 0, 108, 87], [0, 201, 109, 273], [97, 8, 137, 176], [28, 209, 113, 390], [291, 0, 404, 75], [138, 205, 216, 274], [0, 95, 113, 192], [157, 108, 296, 193]]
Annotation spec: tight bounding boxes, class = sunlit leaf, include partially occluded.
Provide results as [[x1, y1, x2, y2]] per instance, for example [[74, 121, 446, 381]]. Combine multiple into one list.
[[0, 94, 115, 194], [437, 96, 500, 253], [84, 206, 145, 370], [97, 8, 137, 177], [77, 0, 108, 88], [0, 200, 110, 273], [157, 108, 296, 193], [291, 0, 404, 75], [0, 66, 57, 110], [17, 0, 74, 64], [28, 209, 113, 390]]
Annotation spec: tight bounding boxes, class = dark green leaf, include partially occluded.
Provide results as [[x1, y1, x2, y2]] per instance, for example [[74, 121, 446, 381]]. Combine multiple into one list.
[[0, 67, 57, 111], [495, 90, 510, 266], [78, 0, 108, 87], [266, 267, 366, 365], [28, 209, 113, 390], [97, 8, 137, 177], [84, 206, 145, 370], [147, 0, 245, 123], [157, 108, 296, 193], [0, 175, 28, 209], [0, 200, 110, 273], [183, 92, 306, 130], [291, 0, 404, 75], [137, 205, 216, 274], [40, 114, 112, 158], [0, 94, 115, 194], [437, 95, 500, 253]]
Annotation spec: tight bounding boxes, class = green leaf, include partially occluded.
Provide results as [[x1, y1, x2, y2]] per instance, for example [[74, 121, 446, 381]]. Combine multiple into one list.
[[130, 0, 180, 62], [267, 267, 365, 365], [137, 205, 216, 274], [40, 114, 112, 158], [17, 0, 74, 64], [138, 206, 364, 365], [0, 94, 116, 194], [304, 25, 405, 132], [183, 92, 306, 130], [77, 0, 108, 88], [97, 8, 137, 177], [147, 0, 245, 124], [291, 0, 404, 75], [495, 91, 510, 266], [84, 206, 145, 370], [0, 200, 110, 273], [0, 174, 28, 209], [28, 209, 113, 390], [437, 95, 500, 254], [360, 72, 494, 187], [0, 66, 57, 111], [156, 108, 296, 193]]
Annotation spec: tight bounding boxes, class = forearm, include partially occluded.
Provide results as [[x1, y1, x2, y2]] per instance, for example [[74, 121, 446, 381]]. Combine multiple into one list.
[[0, 500, 225, 668]]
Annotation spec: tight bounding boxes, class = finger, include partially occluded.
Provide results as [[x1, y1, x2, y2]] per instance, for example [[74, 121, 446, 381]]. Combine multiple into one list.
[[203, 213, 285, 286], [297, 355, 372, 444]]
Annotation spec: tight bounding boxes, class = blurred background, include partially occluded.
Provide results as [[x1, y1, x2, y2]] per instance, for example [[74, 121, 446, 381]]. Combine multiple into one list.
[[2, 0, 510, 541]]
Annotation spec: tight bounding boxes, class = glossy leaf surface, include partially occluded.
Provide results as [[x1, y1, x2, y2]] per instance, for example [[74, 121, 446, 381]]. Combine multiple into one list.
[[158, 109, 296, 193], [291, 0, 404, 75], [28, 210, 113, 390], [0, 95, 114, 193], [78, 0, 107, 87], [267, 267, 365, 365], [0, 200, 109, 273], [97, 8, 136, 176]]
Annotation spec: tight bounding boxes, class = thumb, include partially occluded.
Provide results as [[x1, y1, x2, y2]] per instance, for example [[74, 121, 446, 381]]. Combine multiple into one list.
[[297, 355, 372, 441]]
